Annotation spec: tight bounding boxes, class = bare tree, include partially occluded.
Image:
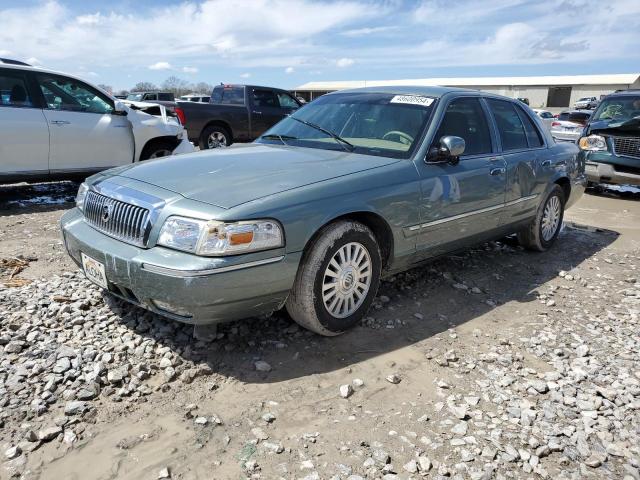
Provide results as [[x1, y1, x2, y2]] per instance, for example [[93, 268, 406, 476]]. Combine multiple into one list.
[[161, 76, 190, 97], [193, 82, 214, 95], [131, 81, 158, 92]]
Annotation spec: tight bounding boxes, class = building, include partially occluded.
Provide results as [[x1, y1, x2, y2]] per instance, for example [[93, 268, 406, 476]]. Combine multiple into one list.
[[293, 73, 640, 110]]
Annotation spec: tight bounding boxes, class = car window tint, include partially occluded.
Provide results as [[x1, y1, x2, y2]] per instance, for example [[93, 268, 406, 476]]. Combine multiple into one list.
[[435, 97, 492, 156], [158, 93, 173, 101], [540, 111, 553, 118], [220, 86, 245, 105], [0, 73, 33, 108], [277, 92, 299, 109], [252, 89, 278, 108], [37, 75, 113, 114], [516, 107, 543, 147], [558, 112, 569, 121], [486, 99, 528, 151]]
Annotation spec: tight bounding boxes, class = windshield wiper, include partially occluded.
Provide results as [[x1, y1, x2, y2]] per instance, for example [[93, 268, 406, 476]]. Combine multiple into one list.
[[261, 134, 297, 146], [290, 117, 354, 152]]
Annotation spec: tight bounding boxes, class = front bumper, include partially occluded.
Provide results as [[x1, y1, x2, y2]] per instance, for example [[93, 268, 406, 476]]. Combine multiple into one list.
[[61, 208, 301, 324], [586, 162, 640, 186], [172, 135, 195, 155]]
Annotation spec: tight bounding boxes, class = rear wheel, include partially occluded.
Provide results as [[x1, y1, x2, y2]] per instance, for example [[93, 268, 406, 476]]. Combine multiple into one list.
[[199, 125, 231, 149], [517, 184, 565, 251], [286, 221, 382, 336]]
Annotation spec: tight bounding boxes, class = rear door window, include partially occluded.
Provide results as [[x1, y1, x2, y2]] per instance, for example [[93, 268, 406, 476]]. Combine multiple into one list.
[[516, 107, 544, 148], [252, 89, 278, 108], [0, 71, 34, 108], [486, 99, 528, 151], [434, 97, 492, 156]]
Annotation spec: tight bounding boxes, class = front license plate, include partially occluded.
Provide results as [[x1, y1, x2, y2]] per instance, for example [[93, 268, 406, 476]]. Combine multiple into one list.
[[81, 253, 108, 289]]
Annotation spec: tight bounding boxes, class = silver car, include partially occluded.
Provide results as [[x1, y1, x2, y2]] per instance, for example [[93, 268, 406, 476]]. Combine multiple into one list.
[[550, 110, 590, 142], [532, 109, 554, 132]]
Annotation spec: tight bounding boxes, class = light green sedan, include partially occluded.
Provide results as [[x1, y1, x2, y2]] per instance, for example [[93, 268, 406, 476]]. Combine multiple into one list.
[[61, 86, 586, 336]]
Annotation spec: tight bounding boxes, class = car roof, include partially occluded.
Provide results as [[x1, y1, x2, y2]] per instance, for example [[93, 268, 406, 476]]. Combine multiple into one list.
[[327, 85, 476, 98], [604, 89, 640, 98]]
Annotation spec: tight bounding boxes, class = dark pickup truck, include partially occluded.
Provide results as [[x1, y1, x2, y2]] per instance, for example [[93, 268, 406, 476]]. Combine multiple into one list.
[[178, 84, 302, 149]]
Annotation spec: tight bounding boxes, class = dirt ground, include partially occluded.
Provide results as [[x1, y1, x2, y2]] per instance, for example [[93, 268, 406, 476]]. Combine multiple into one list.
[[1, 181, 639, 480]]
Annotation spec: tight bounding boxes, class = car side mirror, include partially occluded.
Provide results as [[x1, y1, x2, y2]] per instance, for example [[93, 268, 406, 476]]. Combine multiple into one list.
[[113, 101, 128, 116], [426, 135, 465, 165]]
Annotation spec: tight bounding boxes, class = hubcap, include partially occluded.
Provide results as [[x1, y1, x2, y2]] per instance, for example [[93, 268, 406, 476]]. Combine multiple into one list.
[[322, 242, 372, 319], [148, 149, 172, 159], [207, 131, 227, 148], [541, 195, 561, 241]]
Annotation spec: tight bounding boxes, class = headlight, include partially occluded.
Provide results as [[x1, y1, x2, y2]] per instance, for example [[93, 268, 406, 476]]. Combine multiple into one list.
[[157, 216, 284, 256], [578, 135, 607, 151], [76, 183, 89, 211]]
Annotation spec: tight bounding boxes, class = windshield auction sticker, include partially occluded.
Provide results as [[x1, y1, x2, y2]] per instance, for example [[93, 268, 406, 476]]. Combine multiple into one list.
[[390, 95, 435, 107]]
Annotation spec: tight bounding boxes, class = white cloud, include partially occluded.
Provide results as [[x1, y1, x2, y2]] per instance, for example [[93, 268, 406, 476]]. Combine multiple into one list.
[[285, 66, 294, 74], [240, 72, 251, 78], [336, 57, 354, 68], [182, 66, 199, 73], [148, 61, 172, 70], [76, 13, 100, 25], [341, 26, 395, 37]]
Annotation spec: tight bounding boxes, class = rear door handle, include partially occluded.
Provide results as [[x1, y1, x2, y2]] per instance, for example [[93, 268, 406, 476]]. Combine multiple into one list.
[[50, 120, 70, 125], [489, 167, 506, 176]]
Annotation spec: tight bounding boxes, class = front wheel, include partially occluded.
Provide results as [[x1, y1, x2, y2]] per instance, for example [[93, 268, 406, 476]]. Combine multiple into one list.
[[140, 139, 176, 160], [517, 185, 565, 251], [286, 221, 382, 336]]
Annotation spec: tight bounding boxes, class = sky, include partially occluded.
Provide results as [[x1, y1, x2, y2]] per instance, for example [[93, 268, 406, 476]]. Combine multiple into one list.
[[0, 0, 639, 93]]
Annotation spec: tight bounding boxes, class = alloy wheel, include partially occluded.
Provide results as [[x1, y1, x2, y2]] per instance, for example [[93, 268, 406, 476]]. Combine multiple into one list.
[[541, 195, 561, 241], [322, 242, 372, 318], [207, 132, 228, 148]]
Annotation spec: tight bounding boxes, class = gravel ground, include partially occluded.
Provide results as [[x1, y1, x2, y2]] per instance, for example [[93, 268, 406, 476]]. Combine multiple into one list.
[[1, 182, 639, 480]]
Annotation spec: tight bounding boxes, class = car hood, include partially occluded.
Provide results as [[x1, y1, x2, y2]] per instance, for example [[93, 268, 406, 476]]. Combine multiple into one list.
[[116, 144, 401, 209], [588, 118, 640, 135]]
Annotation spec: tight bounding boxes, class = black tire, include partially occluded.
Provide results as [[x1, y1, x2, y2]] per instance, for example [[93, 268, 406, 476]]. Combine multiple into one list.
[[517, 185, 565, 252], [199, 125, 231, 149], [286, 221, 382, 336], [140, 139, 176, 160]]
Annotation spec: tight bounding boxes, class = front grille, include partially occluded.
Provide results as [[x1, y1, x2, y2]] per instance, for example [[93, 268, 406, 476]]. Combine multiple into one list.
[[612, 136, 640, 159], [84, 191, 150, 247]]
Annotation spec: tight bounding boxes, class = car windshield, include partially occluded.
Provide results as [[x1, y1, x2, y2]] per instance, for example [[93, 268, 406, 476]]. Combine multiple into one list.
[[255, 92, 436, 159], [126, 93, 144, 101], [592, 96, 640, 123]]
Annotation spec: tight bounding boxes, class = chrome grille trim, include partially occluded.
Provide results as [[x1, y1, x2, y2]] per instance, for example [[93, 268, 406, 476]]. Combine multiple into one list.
[[84, 190, 150, 247], [612, 136, 640, 160]]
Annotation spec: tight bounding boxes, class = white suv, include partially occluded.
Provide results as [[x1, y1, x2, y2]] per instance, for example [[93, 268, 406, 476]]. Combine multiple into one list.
[[0, 58, 193, 183]]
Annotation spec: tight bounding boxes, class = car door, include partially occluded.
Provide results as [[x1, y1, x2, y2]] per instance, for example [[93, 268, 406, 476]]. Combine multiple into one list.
[[0, 69, 49, 177], [249, 88, 287, 138], [485, 99, 551, 227], [414, 96, 507, 257], [35, 73, 134, 173]]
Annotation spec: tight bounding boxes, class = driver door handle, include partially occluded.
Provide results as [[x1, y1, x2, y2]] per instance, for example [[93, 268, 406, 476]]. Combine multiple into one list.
[[489, 167, 506, 176], [50, 120, 70, 125]]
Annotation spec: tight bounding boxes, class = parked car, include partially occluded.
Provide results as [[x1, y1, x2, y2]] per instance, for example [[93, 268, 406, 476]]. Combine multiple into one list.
[[178, 84, 302, 149], [0, 59, 193, 183], [574, 96, 598, 110], [179, 94, 211, 103], [532, 108, 554, 131], [550, 110, 591, 142], [61, 86, 585, 336], [126, 91, 175, 103], [578, 89, 640, 186]]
